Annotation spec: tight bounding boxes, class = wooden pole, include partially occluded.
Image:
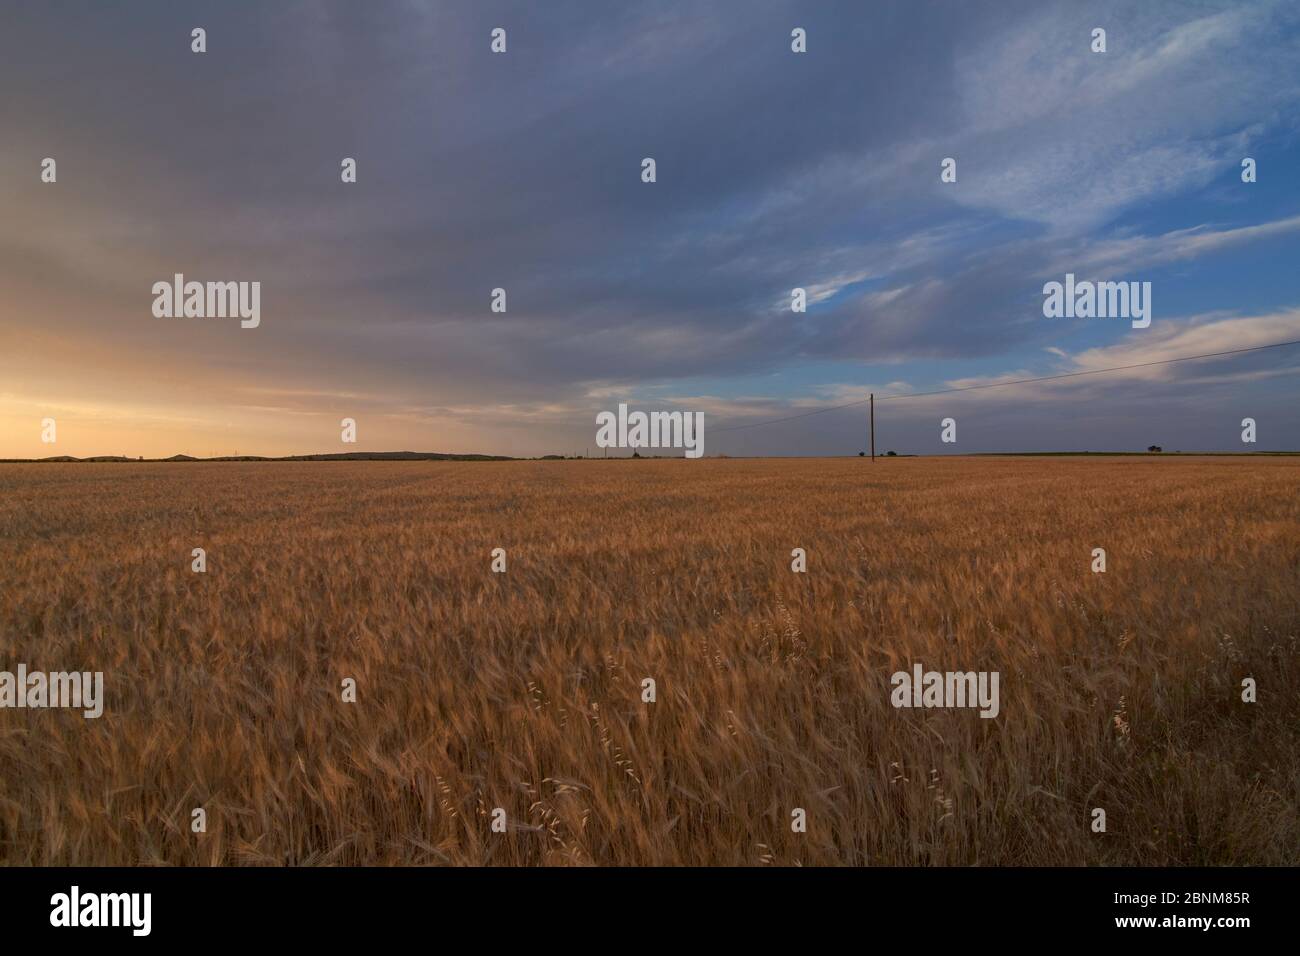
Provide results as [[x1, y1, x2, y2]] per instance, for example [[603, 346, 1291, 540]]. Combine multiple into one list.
[[870, 393, 875, 462]]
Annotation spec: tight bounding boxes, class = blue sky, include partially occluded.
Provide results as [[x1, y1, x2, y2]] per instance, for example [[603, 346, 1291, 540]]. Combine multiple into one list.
[[1, 0, 1298, 457]]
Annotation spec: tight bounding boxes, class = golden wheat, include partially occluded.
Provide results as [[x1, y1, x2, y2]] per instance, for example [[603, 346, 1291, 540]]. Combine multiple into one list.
[[1, 456, 1297, 865]]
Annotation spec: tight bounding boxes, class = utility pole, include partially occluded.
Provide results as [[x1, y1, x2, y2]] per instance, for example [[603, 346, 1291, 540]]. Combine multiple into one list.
[[870, 393, 875, 462]]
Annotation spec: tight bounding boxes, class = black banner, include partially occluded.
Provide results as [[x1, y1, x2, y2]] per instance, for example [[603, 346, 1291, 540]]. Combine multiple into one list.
[[0, 866, 1283, 943]]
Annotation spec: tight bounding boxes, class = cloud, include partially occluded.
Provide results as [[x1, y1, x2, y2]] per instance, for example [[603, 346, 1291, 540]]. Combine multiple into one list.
[[1049, 216, 1300, 278], [947, 0, 1300, 230], [666, 309, 1300, 433], [926, 308, 1300, 403], [1, 1, 1298, 455]]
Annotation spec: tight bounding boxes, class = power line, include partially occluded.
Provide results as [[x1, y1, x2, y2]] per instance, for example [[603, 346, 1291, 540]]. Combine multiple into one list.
[[711, 338, 1300, 433]]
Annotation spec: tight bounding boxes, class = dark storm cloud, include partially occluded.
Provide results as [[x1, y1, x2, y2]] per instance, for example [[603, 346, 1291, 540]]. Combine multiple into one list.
[[1, 2, 1004, 378]]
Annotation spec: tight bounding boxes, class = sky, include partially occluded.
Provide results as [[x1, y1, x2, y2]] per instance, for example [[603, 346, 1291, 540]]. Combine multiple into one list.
[[2, 0, 1299, 458]]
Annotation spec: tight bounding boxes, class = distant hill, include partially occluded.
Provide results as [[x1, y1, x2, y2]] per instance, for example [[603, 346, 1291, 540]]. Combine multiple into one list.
[[0, 450, 519, 463], [279, 451, 513, 462]]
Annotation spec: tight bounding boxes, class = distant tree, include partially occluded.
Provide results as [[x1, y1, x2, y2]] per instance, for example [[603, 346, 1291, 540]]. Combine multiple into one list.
[[886, 450, 897, 457], [858, 451, 865, 457], [1148, 445, 1162, 453]]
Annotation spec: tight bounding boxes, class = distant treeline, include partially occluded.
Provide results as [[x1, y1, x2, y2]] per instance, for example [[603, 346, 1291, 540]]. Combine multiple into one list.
[[0, 451, 515, 463]]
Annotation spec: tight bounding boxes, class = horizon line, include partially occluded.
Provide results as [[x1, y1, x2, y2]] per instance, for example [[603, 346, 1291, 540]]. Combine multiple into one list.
[[5, 449, 1299, 464]]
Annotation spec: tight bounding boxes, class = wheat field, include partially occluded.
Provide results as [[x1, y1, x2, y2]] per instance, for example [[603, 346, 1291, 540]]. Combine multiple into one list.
[[1, 456, 1297, 866]]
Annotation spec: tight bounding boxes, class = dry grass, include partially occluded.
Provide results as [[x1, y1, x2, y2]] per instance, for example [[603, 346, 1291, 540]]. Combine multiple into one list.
[[1, 456, 1297, 866]]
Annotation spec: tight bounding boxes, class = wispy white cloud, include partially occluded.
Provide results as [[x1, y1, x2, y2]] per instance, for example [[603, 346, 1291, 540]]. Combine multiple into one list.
[[947, 1, 1300, 231]]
